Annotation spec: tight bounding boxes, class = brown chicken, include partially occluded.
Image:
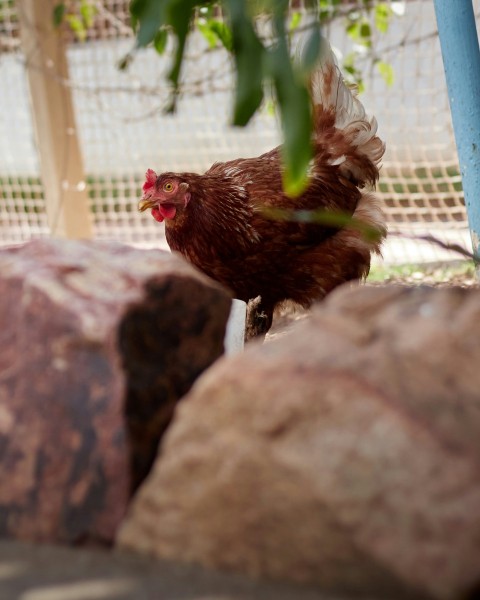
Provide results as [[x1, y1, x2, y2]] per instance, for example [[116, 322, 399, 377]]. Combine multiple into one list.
[[139, 44, 386, 338]]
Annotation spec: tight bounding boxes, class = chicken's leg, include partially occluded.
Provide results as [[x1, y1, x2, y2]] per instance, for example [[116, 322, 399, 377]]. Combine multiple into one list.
[[245, 296, 273, 341]]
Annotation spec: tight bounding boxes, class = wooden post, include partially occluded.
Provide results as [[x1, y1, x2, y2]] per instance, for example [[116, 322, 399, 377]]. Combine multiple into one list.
[[18, 0, 92, 239]]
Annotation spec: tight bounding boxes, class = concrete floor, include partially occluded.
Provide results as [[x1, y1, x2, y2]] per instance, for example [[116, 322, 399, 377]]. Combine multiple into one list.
[[0, 540, 370, 600]]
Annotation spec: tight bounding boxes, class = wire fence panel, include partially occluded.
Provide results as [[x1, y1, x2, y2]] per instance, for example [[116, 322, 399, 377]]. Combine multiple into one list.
[[0, 0, 477, 263], [0, 1, 49, 242]]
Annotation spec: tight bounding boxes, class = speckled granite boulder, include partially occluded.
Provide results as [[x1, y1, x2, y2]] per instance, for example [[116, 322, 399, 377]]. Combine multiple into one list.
[[0, 239, 231, 544]]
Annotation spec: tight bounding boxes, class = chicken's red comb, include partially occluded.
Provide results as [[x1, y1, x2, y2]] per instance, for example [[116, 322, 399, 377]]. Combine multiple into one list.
[[143, 168, 157, 193]]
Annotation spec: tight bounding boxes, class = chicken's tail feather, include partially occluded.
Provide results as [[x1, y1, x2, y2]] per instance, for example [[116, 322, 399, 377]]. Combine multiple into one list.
[[309, 37, 385, 188]]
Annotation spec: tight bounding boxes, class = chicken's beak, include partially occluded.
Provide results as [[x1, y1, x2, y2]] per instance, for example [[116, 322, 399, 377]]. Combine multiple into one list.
[[138, 197, 157, 212]]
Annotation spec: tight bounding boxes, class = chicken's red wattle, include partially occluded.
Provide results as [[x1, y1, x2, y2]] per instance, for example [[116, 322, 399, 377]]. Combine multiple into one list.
[[151, 204, 176, 222], [151, 206, 164, 222]]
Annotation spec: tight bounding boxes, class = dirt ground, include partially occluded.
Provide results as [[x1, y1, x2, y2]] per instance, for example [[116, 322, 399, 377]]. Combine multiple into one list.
[[267, 260, 479, 341]]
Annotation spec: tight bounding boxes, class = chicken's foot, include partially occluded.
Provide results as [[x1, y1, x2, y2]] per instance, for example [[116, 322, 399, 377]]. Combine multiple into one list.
[[245, 296, 273, 342]]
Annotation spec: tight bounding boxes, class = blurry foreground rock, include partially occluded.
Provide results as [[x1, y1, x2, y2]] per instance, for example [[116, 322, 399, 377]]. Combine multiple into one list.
[[0, 239, 231, 544], [118, 285, 480, 600]]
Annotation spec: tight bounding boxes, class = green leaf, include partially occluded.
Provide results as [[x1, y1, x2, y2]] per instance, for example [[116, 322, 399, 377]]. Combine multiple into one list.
[[346, 21, 359, 39], [80, 0, 97, 29], [52, 3, 66, 27], [289, 11, 302, 32], [165, 1, 195, 110], [197, 18, 233, 52], [198, 20, 218, 48], [66, 14, 87, 41], [130, 0, 145, 20], [343, 52, 364, 89], [374, 3, 393, 34], [300, 23, 321, 74], [224, 0, 265, 126], [376, 60, 394, 86], [153, 28, 168, 54], [360, 22, 371, 38], [262, 206, 384, 242], [280, 86, 312, 196], [135, 0, 167, 48], [209, 20, 233, 52], [264, 98, 276, 117], [319, 0, 341, 21], [266, 7, 312, 196], [129, 0, 143, 29], [347, 19, 371, 46]]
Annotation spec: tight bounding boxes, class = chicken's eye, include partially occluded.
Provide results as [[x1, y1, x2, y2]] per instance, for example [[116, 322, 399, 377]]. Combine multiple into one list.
[[163, 182, 174, 192]]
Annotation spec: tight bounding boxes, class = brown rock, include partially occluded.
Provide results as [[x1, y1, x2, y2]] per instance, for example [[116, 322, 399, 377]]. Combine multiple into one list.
[[0, 239, 231, 544], [117, 285, 480, 600]]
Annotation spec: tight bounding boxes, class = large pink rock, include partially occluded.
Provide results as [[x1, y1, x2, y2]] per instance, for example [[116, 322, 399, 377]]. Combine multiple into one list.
[[0, 239, 231, 544], [118, 285, 480, 600]]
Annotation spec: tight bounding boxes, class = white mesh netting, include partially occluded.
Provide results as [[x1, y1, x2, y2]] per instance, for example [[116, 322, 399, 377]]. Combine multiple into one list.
[[0, 0, 477, 263]]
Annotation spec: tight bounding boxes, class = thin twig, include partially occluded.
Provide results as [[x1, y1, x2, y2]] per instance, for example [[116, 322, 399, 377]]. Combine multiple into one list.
[[388, 231, 476, 263]]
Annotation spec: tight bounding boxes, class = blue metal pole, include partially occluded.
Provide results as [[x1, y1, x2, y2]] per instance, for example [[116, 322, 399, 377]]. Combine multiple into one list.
[[433, 0, 480, 258]]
